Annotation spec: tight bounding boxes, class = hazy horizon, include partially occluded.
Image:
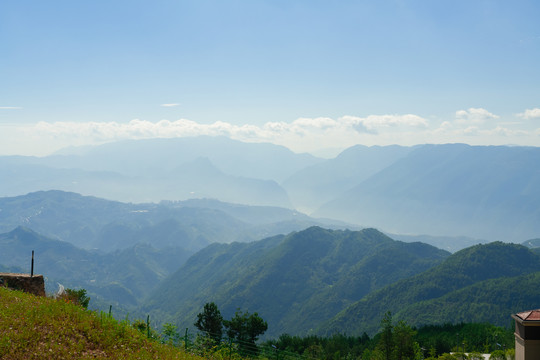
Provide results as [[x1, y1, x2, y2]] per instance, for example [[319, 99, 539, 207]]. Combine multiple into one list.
[[1, 1, 539, 157]]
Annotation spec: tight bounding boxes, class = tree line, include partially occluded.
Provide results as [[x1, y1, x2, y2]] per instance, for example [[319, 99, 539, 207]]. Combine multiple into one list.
[[194, 302, 268, 356], [188, 304, 515, 360], [264, 312, 514, 360]]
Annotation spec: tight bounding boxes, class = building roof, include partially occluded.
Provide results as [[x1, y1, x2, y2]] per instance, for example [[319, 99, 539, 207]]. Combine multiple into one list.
[[515, 309, 540, 321]]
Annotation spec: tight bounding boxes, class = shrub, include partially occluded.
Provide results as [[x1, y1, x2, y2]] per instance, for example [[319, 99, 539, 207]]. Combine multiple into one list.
[[57, 287, 91, 308]]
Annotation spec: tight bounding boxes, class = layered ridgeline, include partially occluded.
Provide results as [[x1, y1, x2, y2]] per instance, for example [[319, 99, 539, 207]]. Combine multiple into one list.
[[142, 227, 449, 337], [522, 238, 540, 249], [0, 226, 183, 308], [0, 191, 352, 309], [314, 144, 540, 241], [322, 242, 540, 335], [2, 139, 539, 242], [0, 136, 323, 206], [0, 190, 348, 253], [282, 145, 413, 213]]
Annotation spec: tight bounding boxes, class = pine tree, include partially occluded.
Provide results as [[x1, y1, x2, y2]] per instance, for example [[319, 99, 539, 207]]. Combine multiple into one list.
[[194, 302, 223, 343]]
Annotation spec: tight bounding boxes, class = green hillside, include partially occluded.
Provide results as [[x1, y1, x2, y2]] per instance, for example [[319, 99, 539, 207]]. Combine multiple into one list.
[[0, 227, 185, 308], [143, 227, 449, 337], [322, 242, 540, 335], [0, 287, 197, 359], [395, 271, 540, 327]]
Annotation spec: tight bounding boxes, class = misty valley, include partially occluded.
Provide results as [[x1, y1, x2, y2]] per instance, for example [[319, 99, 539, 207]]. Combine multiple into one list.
[[1, 137, 539, 359]]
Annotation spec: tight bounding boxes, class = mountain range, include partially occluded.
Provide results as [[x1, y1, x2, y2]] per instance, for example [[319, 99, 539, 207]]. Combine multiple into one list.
[[0, 226, 183, 307], [142, 226, 450, 337], [314, 143, 540, 241], [0, 190, 346, 253], [282, 144, 413, 212], [1, 212, 539, 338], [0, 136, 321, 206], [142, 229, 540, 337], [1, 137, 539, 339], [0, 190, 353, 310], [2, 137, 539, 241], [322, 241, 540, 335]]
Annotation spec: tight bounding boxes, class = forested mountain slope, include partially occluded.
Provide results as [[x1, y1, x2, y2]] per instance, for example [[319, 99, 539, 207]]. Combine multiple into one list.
[[322, 242, 540, 335], [142, 227, 449, 337], [0, 227, 184, 307]]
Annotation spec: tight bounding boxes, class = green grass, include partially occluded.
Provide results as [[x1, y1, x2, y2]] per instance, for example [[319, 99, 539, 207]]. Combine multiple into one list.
[[0, 287, 203, 359]]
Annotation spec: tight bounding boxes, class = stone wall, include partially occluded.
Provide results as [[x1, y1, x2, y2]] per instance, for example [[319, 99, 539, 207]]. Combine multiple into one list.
[[0, 273, 46, 297]]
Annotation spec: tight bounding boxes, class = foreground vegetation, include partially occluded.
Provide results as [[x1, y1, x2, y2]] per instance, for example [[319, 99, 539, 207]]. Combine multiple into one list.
[[263, 312, 515, 360], [0, 287, 199, 359], [0, 286, 517, 360], [190, 303, 515, 360]]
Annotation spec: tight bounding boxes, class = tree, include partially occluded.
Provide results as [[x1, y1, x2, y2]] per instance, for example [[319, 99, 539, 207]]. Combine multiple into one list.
[[437, 354, 457, 360], [377, 311, 394, 360], [224, 309, 268, 355], [194, 302, 223, 343], [505, 348, 515, 360], [161, 323, 180, 346], [64, 288, 90, 309], [375, 312, 422, 360], [467, 352, 485, 360], [393, 320, 421, 360]]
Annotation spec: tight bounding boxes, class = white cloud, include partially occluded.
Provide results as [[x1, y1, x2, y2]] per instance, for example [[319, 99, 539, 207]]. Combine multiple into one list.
[[341, 114, 429, 133], [455, 108, 499, 124], [160, 103, 180, 107], [437, 123, 531, 139], [440, 121, 453, 129], [463, 126, 480, 135], [291, 117, 338, 129], [488, 126, 529, 137], [0, 106, 22, 110], [3, 110, 539, 157], [22, 114, 430, 155], [517, 108, 540, 120]]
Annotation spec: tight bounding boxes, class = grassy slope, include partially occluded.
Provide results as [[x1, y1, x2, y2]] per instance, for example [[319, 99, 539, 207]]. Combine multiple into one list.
[[0, 287, 199, 360]]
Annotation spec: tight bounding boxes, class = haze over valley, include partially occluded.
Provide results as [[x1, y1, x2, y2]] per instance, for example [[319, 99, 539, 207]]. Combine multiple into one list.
[[1, 1, 540, 354], [1, 137, 540, 338], [2, 138, 539, 242]]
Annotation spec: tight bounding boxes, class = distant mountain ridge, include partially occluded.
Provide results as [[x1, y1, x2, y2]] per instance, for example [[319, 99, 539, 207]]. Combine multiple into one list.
[[50, 136, 322, 182], [0, 136, 322, 206], [142, 226, 449, 337], [314, 144, 540, 241], [282, 145, 413, 212], [1, 138, 538, 241], [0, 190, 349, 253]]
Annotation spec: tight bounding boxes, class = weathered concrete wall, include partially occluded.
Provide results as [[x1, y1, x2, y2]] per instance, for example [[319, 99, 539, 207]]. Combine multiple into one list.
[[0, 273, 46, 297]]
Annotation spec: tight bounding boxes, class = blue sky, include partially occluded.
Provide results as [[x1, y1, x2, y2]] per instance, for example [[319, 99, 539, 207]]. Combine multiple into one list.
[[1, 0, 539, 156]]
